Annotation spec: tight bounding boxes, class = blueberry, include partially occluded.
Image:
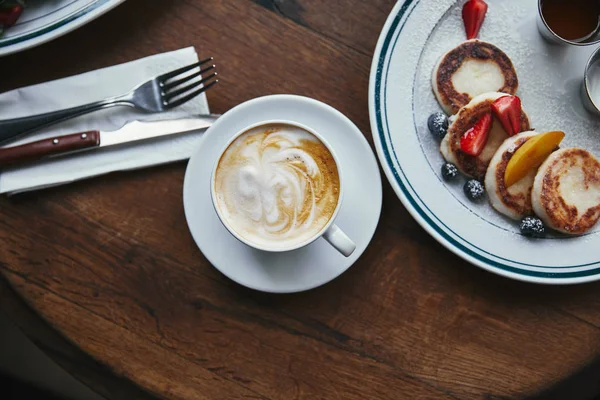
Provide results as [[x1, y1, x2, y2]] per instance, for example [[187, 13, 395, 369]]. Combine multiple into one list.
[[441, 163, 459, 181], [520, 216, 545, 237], [464, 179, 485, 201], [428, 112, 449, 139]]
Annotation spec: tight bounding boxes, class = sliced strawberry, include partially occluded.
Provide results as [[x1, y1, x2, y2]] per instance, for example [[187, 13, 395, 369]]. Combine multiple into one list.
[[491, 95, 522, 137], [460, 113, 493, 156], [462, 0, 488, 40]]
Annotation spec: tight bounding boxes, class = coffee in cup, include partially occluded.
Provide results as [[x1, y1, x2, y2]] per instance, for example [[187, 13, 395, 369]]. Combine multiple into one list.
[[213, 123, 341, 250]]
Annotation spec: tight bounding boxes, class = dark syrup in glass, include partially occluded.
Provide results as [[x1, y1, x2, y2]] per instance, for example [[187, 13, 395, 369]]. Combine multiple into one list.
[[541, 0, 600, 41]]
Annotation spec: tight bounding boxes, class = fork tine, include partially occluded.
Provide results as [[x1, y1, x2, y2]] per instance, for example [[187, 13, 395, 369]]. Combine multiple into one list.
[[165, 78, 219, 109], [163, 64, 215, 91], [158, 57, 213, 83], [164, 72, 217, 102]]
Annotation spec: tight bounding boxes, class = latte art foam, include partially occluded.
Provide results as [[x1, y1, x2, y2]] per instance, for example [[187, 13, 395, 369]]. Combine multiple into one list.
[[214, 124, 340, 248]]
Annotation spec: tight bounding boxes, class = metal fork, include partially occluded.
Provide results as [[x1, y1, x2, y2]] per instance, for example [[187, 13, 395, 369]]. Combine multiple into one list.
[[0, 57, 218, 144]]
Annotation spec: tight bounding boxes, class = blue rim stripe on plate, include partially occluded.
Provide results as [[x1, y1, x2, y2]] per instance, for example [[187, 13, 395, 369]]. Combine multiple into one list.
[[374, 0, 600, 278], [383, 1, 587, 270], [0, 0, 113, 48]]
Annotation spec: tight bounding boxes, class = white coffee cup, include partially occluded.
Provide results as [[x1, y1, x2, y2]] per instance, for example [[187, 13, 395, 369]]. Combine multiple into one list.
[[210, 120, 356, 257]]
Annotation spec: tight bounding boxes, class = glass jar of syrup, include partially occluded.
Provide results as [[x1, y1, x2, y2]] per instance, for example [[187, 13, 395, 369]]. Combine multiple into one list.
[[538, 0, 600, 45]]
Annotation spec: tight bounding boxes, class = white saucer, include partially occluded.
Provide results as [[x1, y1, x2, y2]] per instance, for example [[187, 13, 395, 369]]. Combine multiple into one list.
[[183, 95, 382, 293]]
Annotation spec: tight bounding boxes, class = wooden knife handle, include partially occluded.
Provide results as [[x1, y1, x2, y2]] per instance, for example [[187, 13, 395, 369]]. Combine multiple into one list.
[[0, 131, 100, 168]]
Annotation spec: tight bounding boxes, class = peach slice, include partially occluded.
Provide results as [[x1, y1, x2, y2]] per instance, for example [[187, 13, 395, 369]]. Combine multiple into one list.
[[504, 131, 565, 187]]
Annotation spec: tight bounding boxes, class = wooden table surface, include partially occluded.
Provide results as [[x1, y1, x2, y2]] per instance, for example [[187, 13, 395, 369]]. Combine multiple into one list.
[[2, 1, 600, 399]]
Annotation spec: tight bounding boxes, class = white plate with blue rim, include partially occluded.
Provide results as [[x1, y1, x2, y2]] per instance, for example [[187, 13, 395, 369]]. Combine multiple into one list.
[[0, 0, 125, 57], [369, 0, 600, 284]]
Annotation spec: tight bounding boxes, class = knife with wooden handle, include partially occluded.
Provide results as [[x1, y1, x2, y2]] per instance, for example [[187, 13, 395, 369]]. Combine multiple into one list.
[[0, 115, 219, 168]]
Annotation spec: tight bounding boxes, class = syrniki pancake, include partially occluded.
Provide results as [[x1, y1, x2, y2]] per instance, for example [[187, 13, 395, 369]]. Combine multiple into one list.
[[485, 131, 539, 220], [432, 40, 519, 115], [441, 92, 530, 181], [532, 148, 600, 235]]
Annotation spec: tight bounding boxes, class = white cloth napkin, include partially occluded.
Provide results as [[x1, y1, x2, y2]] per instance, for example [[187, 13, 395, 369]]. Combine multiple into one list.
[[0, 47, 209, 195]]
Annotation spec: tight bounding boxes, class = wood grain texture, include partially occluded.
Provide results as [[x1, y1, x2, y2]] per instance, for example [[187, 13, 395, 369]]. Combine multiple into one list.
[[0, 276, 155, 400], [1, 0, 600, 399]]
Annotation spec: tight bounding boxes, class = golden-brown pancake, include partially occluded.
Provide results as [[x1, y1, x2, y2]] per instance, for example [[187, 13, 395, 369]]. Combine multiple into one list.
[[441, 92, 531, 181], [532, 148, 600, 235], [433, 40, 519, 115], [485, 131, 539, 220]]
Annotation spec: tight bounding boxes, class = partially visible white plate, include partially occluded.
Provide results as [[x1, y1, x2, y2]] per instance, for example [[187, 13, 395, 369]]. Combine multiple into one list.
[[0, 0, 126, 57], [369, 0, 600, 284]]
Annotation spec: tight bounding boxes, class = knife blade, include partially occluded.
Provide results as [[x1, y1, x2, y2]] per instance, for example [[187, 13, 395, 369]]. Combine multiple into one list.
[[0, 115, 218, 168]]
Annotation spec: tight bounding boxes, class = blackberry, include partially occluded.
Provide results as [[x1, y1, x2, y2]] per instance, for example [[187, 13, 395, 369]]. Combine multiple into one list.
[[464, 179, 485, 201], [520, 216, 545, 237]]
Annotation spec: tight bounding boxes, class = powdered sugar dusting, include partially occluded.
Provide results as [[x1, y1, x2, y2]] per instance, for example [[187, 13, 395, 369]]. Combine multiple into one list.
[[413, 0, 600, 235], [506, 144, 517, 154]]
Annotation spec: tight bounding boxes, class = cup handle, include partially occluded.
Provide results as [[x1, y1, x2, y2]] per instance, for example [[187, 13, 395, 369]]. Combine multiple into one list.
[[323, 223, 356, 257]]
